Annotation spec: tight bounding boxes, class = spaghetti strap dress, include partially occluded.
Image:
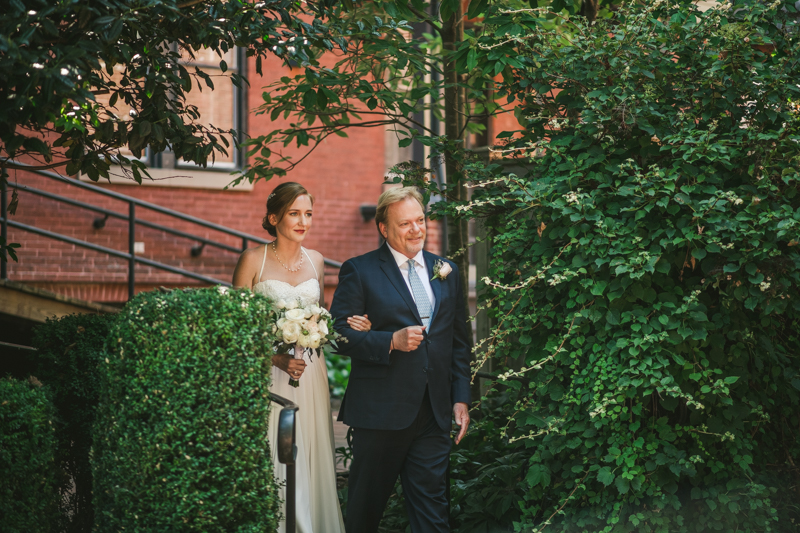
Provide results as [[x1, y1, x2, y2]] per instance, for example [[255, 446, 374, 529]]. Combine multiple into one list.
[[253, 246, 345, 533]]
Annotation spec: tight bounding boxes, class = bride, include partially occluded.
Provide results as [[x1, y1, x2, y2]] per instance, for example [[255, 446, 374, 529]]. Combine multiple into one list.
[[233, 182, 369, 533]]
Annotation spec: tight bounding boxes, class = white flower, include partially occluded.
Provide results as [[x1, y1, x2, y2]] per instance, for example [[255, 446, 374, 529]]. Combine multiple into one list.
[[297, 332, 320, 349], [307, 332, 322, 349], [306, 320, 319, 333], [297, 333, 310, 348], [286, 300, 299, 310], [303, 306, 313, 319], [285, 308, 306, 322], [275, 299, 287, 310], [318, 320, 329, 336], [218, 286, 228, 295], [276, 317, 286, 329], [432, 260, 453, 281], [281, 321, 301, 344]]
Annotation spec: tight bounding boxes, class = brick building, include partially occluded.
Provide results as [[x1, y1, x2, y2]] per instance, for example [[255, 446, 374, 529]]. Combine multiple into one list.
[[3, 50, 446, 309]]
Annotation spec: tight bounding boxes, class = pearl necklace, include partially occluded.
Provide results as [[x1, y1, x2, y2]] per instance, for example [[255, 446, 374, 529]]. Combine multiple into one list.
[[272, 241, 304, 272]]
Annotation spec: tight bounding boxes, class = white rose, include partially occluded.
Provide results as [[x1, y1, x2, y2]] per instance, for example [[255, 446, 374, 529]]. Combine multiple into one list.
[[296, 334, 308, 348], [438, 262, 453, 279], [308, 332, 322, 349], [271, 323, 278, 334], [276, 317, 286, 329], [286, 300, 299, 310], [303, 306, 314, 319], [318, 320, 329, 336], [282, 321, 301, 344], [275, 299, 287, 310], [306, 320, 319, 333], [298, 332, 316, 348], [285, 308, 306, 322]]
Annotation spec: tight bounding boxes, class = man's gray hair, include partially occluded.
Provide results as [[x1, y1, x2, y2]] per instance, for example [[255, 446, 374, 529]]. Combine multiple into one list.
[[375, 187, 425, 232]]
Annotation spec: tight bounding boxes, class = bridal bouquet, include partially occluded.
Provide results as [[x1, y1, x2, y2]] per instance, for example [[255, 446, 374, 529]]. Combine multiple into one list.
[[272, 299, 342, 387]]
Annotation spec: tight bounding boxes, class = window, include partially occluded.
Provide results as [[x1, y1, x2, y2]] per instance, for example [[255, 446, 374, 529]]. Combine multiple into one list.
[[90, 47, 249, 190]]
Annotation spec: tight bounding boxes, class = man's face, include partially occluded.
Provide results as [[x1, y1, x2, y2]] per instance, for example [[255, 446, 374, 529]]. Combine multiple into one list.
[[380, 197, 426, 259]]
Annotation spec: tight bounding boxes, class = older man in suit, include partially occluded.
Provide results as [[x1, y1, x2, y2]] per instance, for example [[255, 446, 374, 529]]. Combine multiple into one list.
[[330, 187, 471, 533]]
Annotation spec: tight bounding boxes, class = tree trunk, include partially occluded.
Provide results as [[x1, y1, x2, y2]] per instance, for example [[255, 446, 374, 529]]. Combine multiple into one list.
[[442, 0, 467, 303], [442, 2, 477, 401]]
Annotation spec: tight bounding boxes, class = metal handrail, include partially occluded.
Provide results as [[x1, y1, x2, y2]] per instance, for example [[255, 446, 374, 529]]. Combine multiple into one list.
[[5, 161, 343, 269], [6, 162, 270, 246], [268, 392, 299, 533], [0, 162, 342, 299], [10, 183, 245, 254], [3, 219, 226, 286]]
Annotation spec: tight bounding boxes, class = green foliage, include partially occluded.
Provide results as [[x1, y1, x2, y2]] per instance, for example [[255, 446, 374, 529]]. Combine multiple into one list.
[[430, 1, 800, 531], [450, 389, 528, 532], [0, 377, 60, 533], [244, 0, 503, 184], [93, 287, 281, 533], [326, 348, 350, 398], [32, 312, 117, 533], [0, 0, 336, 183]]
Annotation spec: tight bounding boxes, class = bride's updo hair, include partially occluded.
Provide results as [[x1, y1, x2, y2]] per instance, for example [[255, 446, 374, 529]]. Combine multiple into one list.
[[262, 182, 314, 237]]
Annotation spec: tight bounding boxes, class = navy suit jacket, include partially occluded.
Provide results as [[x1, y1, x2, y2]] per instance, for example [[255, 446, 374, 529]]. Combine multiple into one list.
[[330, 243, 471, 432]]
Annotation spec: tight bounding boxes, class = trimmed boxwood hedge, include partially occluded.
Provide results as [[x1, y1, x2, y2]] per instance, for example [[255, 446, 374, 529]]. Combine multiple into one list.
[[0, 377, 60, 533], [32, 312, 117, 533], [93, 287, 282, 533]]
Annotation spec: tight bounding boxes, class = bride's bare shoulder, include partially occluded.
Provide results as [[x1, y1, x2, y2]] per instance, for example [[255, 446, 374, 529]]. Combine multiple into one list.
[[233, 244, 268, 285], [304, 248, 326, 271], [239, 244, 268, 266]]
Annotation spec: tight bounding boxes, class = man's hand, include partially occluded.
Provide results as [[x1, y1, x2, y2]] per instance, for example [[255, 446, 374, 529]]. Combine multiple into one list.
[[391, 326, 426, 352], [453, 402, 470, 445]]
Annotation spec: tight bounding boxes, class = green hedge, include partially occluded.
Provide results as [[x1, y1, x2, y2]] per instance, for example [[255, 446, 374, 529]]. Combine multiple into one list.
[[32, 312, 117, 533], [93, 287, 282, 533], [0, 377, 60, 533]]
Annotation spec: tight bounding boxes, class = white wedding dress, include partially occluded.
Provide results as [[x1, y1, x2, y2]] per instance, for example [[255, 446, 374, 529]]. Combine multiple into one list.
[[253, 246, 345, 533]]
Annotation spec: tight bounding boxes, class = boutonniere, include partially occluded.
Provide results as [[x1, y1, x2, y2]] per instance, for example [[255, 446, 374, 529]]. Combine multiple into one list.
[[431, 259, 453, 281]]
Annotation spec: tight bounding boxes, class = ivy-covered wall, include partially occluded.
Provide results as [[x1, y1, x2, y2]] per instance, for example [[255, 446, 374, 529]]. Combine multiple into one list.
[[435, 1, 800, 531]]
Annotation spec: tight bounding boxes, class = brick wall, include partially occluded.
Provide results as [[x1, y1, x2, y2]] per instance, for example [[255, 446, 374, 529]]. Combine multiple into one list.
[[5, 54, 447, 305]]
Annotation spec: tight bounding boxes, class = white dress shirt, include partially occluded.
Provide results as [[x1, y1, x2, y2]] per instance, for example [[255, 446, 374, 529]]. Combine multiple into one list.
[[387, 244, 436, 317]]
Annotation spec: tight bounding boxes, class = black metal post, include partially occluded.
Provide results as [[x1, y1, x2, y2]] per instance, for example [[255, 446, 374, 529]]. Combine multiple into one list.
[[1, 177, 7, 280], [286, 456, 296, 533], [278, 407, 298, 533], [275, 397, 299, 533], [242, 237, 248, 252], [128, 202, 135, 300]]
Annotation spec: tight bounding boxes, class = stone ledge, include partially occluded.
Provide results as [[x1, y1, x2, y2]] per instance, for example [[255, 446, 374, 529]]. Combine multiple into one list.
[[0, 279, 119, 323]]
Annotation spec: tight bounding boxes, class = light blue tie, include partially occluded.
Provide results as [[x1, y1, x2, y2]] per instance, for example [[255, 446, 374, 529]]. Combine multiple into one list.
[[407, 259, 432, 328]]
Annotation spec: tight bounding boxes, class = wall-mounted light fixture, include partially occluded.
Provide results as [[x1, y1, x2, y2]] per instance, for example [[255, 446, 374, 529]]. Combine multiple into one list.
[[360, 204, 377, 223], [93, 214, 109, 229]]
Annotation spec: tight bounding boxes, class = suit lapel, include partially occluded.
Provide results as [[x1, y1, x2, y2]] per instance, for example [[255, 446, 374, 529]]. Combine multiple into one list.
[[379, 244, 421, 323], [424, 252, 442, 327]]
